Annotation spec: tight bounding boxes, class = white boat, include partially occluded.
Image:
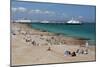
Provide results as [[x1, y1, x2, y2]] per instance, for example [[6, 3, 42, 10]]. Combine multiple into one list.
[[41, 20, 49, 23], [67, 18, 81, 24]]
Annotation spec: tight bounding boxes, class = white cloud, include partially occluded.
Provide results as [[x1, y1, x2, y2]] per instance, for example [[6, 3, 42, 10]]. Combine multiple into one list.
[[12, 7, 27, 12], [12, 7, 55, 15], [45, 11, 49, 14], [28, 9, 41, 14], [62, 13, 67, 17], [12, 7, 17, 12], [18, 7, 27, 12], [29, 9, 55, 15], [35, 9, 42, 13], [78, 16, 83, 19]]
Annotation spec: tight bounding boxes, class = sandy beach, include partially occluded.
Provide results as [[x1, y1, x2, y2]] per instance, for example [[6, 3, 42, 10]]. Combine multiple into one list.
[[11, 23, 96, 66]]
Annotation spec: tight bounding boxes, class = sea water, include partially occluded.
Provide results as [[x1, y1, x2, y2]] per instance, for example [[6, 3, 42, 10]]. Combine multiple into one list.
[[31, 23, 96, 45]]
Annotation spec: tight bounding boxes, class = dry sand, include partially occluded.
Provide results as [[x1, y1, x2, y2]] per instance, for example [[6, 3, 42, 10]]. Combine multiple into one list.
[[11, 23, 96, 66]]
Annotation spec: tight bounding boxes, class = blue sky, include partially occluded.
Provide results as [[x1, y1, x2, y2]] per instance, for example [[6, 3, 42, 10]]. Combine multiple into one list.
[[11, 1, 96, 22]]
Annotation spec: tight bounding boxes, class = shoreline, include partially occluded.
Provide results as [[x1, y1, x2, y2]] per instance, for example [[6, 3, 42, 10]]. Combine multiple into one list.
[[26, 22, 96, 46], [14, 22, 95, 41]]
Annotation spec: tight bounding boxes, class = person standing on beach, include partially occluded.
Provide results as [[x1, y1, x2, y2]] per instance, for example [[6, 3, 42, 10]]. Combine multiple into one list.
[[85, 41, 89, 48], [84, 41, 89, 54], [47, 47, 51, 51], [85, 41, 89, 52]]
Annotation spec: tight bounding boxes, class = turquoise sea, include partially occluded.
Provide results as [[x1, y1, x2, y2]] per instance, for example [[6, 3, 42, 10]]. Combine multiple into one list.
[[31, 23, 96, 45]]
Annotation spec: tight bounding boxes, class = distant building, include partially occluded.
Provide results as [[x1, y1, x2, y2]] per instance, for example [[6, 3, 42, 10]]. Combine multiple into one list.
[[14, 19, 32, 23]]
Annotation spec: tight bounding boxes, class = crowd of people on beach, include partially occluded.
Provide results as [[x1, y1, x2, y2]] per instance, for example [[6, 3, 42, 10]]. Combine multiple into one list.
[[12, 26, 89, 58], [12, 27, 64, 46], [64, 40, 89, 57], [46, 46, 88, 57], [64, 48, 88, 57]]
